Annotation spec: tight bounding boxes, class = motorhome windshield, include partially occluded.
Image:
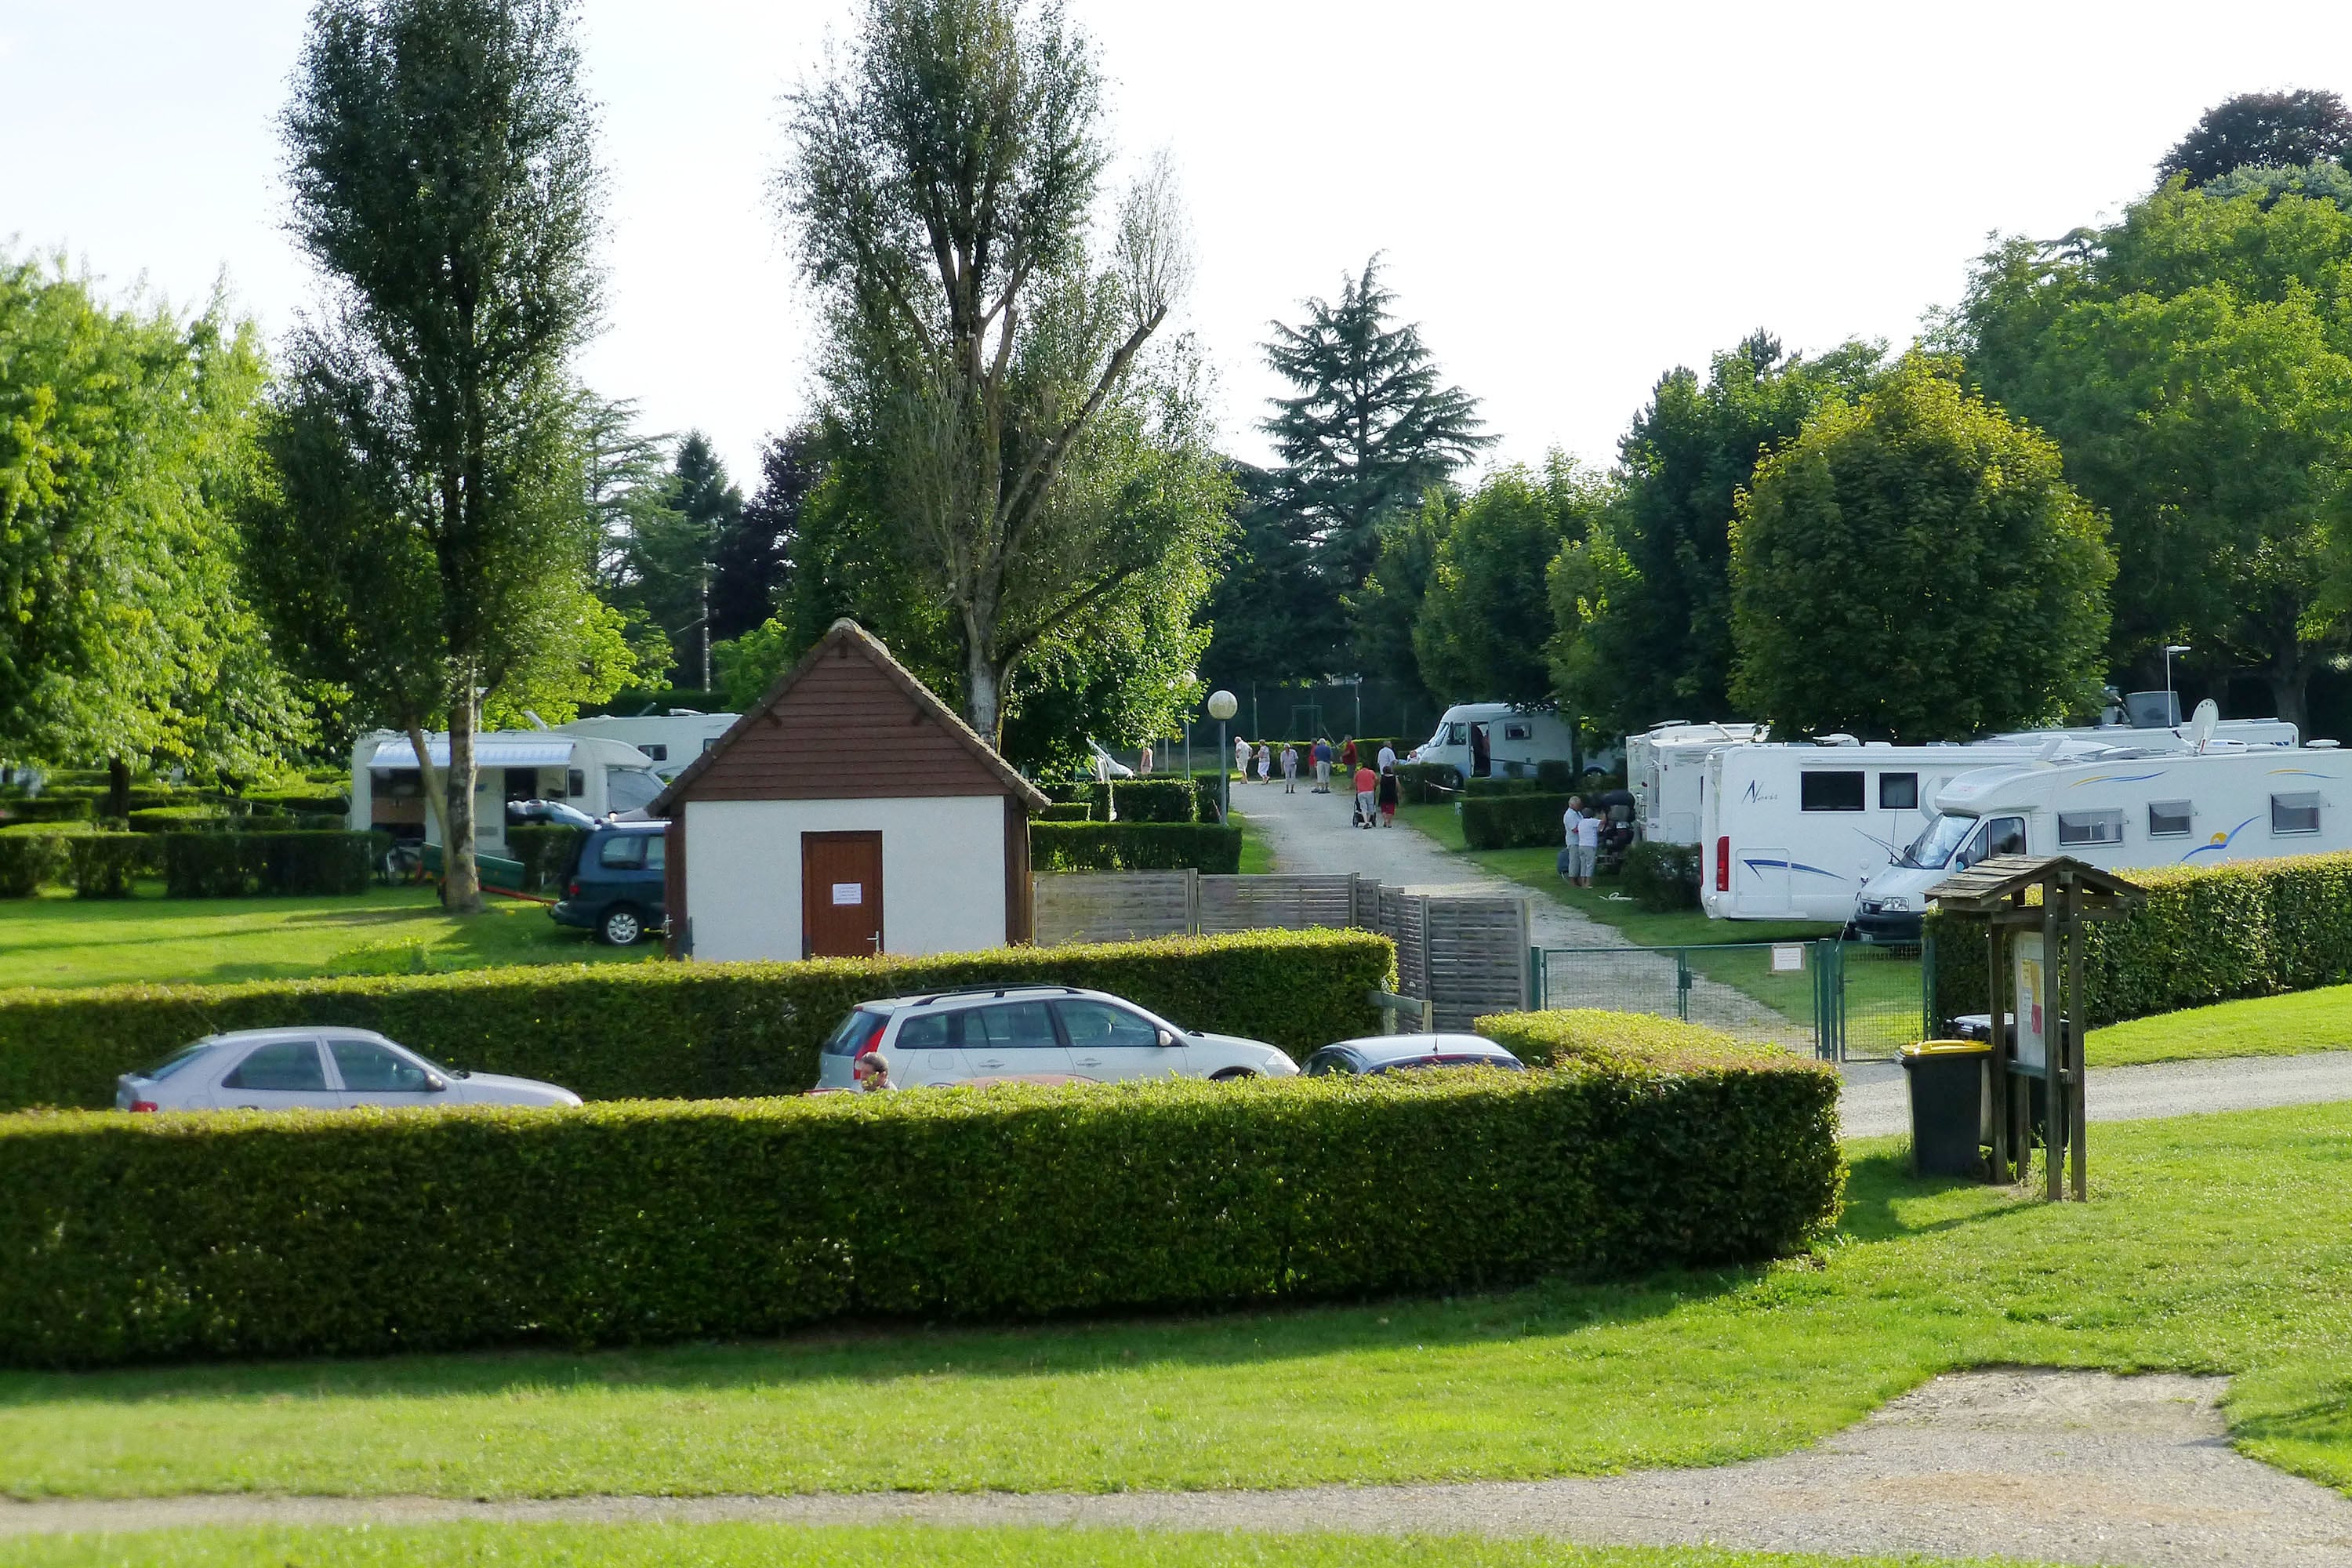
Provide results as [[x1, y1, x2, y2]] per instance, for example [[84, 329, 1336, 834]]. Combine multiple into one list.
[[1900, 812, 1976, 870]]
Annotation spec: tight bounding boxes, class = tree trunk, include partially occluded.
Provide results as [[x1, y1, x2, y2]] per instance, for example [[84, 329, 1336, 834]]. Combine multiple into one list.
[[105, 757, 130, 822], [444, 677, 485, 913], [965, 643, 1002, 745], [2267, 653, 2313, 739], [402, 717, 453, 862]]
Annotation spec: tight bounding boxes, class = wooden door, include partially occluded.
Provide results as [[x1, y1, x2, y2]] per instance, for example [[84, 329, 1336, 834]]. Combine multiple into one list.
[[802, 832, 884, 958]]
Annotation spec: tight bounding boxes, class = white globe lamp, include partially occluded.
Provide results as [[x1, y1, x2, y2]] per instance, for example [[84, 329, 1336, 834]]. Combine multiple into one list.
[[1206, 690, 1238, 820]]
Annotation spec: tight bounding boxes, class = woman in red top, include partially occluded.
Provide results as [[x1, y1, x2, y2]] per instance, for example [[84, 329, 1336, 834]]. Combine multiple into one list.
[[1341, 737, 1357, 774], [1352, 764, 1378, 828]]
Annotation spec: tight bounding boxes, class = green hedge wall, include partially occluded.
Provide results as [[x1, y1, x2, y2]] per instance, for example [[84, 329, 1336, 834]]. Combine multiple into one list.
[[1033, 802, 1092, 822], [1461, 792, 1579, 851], [1395, 762, 1461, 804], [0, 927, 1395, 1112], [66, 836, 150, 898], [0, 797, 93, 825], [161, 833, 377, 898], [1090, 778, 1198, 823], [0, 1053, 1842, 1368], [1030, 821, 1243, 873], [0, 833, 71, 896], [1621, 841, 1700, 911], [505, 825, 586, 893], [1462, 776, 1552, 797], [1926, 850, 2352, 1029]]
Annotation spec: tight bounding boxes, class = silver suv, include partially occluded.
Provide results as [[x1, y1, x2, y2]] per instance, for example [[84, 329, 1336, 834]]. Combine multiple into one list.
[[814, 985, 1298, 1091]]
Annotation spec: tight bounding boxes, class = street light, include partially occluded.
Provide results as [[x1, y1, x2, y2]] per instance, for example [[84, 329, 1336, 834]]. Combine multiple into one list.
[[1207, 689, 1238, 823], [2161, 644, 2191, 727]]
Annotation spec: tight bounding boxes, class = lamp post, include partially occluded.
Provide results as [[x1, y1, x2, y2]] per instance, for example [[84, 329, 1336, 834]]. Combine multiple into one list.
[[2161, 644, 2191, 727], [1207, 689, 1238, 823]]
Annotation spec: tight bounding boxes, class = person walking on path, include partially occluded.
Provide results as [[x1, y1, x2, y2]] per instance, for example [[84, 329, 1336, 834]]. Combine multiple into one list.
[[1377, 740, 1397, 776], [1280, 743, 1299, 793], [1311, 737, 1333, 793], [1138, 741, 1153, 776], [1377, 759, 1399, 826], [1234, 734, 1250, 782], [1254, 741, 1272, 783], [1352, 763, 1378, 828], [1341, 737, 1358, 777], [1573, 806, 1602, 887]]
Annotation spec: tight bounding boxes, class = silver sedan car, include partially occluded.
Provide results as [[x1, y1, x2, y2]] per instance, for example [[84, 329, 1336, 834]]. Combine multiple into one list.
[[115, 1028, 581, 1112]]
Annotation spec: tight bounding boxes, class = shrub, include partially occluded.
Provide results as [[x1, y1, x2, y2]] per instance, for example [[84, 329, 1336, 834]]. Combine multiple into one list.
[[66, 835, 151, 898], [1926, 850, 2352, 1029], [240, 789, 348, 816], [1621, 841, 1700, 911], [161, 833, 376, 899], [1190, 775, 1222, 822], [0, 1054, 1842, 1368], [0, 833, 71, 897], [1090, 778, 1197, 823], [505, 825, 586, 893], [0, 797, 93, 825], [1393, 762, 1459, 804], [1030, 821, 1243, 873], [1462, 776, 1552, 797], [1461, 792, 1579, 851], [1536, 758, 1576, 790], [1033, 802, 1092, 822], [128, 805, 235, 833], [0, 927, 1396, 1112]]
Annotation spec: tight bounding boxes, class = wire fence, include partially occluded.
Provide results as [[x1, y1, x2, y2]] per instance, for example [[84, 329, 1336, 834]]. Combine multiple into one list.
[[1533, 938, 1929, 1062]]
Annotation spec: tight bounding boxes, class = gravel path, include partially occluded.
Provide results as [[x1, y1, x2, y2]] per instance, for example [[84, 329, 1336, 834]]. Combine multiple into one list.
[[9, 1370, 2350, 1566], [1236, 785, 1810, 1045], [1838, 1051, 2352, 1138]]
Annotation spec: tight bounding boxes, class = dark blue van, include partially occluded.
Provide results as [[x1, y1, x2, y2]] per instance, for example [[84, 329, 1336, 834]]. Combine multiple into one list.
[[550, 821, 669, 946]]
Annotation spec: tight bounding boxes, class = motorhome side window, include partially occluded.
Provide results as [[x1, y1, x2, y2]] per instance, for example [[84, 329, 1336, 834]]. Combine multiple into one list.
[[2147, 800, 2194, 837], [641, 744, 668, 761], [1878, 773, 1918, 811], [2271, 792, 2322, 835], [2056, 809, 2125, 847], [1503, 721, 1532, 741], [1799, 771, 1865, 811]]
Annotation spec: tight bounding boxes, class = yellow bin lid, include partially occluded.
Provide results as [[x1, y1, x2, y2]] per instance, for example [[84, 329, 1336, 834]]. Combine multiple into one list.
[[1902, 1038, 1991, 1058]]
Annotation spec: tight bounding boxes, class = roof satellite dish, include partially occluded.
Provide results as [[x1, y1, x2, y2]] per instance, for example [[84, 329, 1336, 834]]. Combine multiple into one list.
[[2186, 699, 2220, 753], [2036, 735, 2068, 762]]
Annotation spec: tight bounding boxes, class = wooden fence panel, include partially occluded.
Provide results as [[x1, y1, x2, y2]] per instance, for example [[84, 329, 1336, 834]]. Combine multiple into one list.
[[1421, 897, 1531, 1031], [1033, 871, 1196, 946], [1198, 873, 1359, 934]]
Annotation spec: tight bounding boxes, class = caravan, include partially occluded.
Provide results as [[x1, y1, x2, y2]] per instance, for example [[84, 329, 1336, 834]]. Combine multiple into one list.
[[555, 711, 739, 779], [1409, 703, 1583, 779], [349, 730, 668, 857], [1628, 722, 1766, 845], [1853, 737, 2352, 942]]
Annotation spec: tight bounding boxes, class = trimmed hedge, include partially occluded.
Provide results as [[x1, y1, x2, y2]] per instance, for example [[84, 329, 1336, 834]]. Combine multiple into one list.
[[0, 1052, 1842, 1368], [240, 789, 348, 815], [1926, 849, 2352, 1029], [1621, 840, 1700, 911], [1395, 761, 1460, 804], [0, 832, 71, 896], [162, 833, 376, 898], [1031, 821, 1243, 873], [0, 797, 93, 825], [506, 825, 586, 893], [1090, 778, 1199, 823], [1536, 758, 1576, 790], [66, 835, 150, 898], [1033, 802, 1092, 822], [0, 927, 1395, 1112], [1461, 791, 1580, 851], [1462, 776, 1553, 797]]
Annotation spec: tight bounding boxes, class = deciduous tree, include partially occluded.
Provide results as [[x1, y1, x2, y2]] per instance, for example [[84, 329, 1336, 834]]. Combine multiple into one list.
[[1728, 358, 2113, 740], [2158, 90, 2352, 187], [1414, 458, 1606, 706]]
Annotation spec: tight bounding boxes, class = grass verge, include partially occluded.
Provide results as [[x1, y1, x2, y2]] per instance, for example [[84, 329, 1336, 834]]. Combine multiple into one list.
[[4, 1107, 2350, 1501], [0, 1523, 2035, 1568], [2086, 984, 2352, 1066], [0, 887, 648, 991]]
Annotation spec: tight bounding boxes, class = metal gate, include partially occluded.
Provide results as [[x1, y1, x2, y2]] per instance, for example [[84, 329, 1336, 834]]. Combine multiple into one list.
[[1530, 938, 1928, 1062]]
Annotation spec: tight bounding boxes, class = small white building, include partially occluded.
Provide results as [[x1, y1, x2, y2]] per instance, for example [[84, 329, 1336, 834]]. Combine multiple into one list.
[[651, 619, 1049, 962]]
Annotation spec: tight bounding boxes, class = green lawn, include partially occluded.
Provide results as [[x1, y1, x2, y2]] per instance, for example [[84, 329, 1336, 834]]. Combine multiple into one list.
[[0, 886, 648, 991], [2088, 984, 2352, 1067], [6, 1107, 2352, 1501], [0, 1523, 2031, 1568]]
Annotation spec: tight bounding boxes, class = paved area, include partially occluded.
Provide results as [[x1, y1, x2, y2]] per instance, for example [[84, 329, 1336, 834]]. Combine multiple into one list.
[[9, 1371, 2352, 1566], [1838, 1051, 2352, 1138]]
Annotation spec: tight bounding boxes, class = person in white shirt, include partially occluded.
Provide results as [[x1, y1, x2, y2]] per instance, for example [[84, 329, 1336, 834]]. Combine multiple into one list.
[[1254, 741, 1272, 782], [1376, 742, 1396, 775], [1279, 743, 1299, 793], [1233, 735, 1249, 781], [1573, 808, 1602, 887]]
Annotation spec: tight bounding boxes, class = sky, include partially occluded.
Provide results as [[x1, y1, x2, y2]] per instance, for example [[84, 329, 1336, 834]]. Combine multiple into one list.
[[7, 2, 2352, 492]]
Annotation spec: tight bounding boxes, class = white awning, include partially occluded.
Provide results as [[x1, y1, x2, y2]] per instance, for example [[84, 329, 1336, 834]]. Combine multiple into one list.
[[368, 738, 577, 769]]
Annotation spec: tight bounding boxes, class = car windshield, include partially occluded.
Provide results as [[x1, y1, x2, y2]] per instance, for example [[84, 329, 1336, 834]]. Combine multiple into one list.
[[140, 1041, 213, 1081], [1900, 812, 1976, 869]]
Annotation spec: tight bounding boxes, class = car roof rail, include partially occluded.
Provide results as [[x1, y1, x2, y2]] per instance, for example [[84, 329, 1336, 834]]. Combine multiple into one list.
[[909, 983, 1090, 1006]]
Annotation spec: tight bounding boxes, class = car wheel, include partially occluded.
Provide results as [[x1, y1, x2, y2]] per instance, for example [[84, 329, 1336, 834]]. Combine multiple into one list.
[[1210, 1067, 1256, 1082], [599, 906, 644, 946]]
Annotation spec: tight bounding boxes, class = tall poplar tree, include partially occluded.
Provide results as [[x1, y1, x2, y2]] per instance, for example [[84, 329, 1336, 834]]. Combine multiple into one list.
[[275, 0, 606, 911]]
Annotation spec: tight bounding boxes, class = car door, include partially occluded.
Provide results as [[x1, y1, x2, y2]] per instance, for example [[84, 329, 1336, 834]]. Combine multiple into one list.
[[212, 1038, 340, 1111], [960, 999, 1073, 1080], [889, 1007, 972, 1087], [327, 1036, 445, 1109], [1054, 997, 1189, 1082]]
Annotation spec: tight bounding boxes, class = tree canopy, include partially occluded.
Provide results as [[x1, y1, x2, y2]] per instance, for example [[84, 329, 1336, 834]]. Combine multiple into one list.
[[1728, 358, 2114, 740], [2158, 90, 2352, 187], [1414, 458, 1606, 706]]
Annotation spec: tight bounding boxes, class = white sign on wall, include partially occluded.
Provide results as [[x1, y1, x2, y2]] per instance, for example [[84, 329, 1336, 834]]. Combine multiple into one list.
[[2013, 931, 2047, 1071], [830, 882, 863, 906]]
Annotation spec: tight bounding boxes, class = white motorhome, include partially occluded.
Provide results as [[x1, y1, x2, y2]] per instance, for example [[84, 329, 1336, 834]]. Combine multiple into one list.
[[555, 712, 739, 779], [1408, 703, 1593, 779], [1628, 722, 1767, 845], [349, 730, 668, 855], [1852, 739, 2352, 942]]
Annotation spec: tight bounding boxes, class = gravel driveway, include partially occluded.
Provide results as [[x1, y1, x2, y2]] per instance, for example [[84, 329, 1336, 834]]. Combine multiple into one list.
[[9, 1371, 2349, 1567]]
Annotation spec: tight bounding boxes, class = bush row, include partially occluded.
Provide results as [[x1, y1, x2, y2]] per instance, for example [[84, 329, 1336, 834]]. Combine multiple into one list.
[[1395, 761, 1461, 804], [0, 927, 1395, 1112], [1030, 821, 1243, 874], [1621, 841, 1700, 911], [1033, 802, 1092, 822], [162, 833, 379, 899], [0, 797, 93, 824], [0, 1041, 1842, 1368], [1461, 792, 1581, 851], [1926, 849, 2352, 1029], [1089, 778, 1199, 823]]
